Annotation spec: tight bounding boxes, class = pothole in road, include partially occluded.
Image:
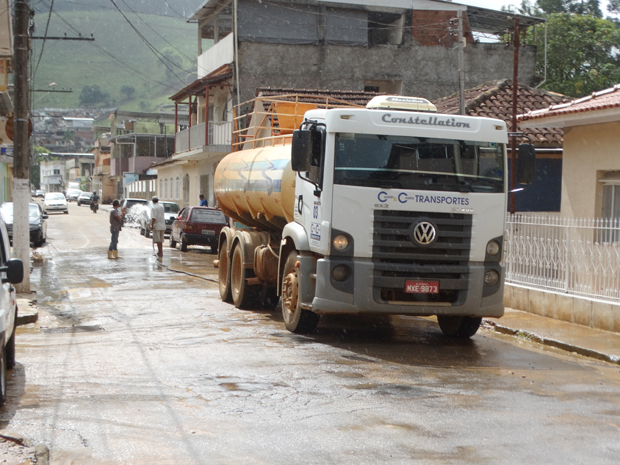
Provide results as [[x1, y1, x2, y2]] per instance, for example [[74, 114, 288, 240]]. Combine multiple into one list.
[[41, 325, 105, 334]]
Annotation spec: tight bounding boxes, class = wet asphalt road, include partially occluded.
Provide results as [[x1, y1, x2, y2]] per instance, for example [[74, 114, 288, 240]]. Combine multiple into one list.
[[2, 202, 620, 464]]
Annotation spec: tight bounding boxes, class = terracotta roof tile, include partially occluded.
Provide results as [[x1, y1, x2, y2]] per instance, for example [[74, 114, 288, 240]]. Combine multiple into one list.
[[519, 83, 620, 122], [434, 79, 571, 148]]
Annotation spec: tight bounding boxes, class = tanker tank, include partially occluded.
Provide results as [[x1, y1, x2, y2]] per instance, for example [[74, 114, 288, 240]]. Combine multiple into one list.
[[214, 144, 296, 232]]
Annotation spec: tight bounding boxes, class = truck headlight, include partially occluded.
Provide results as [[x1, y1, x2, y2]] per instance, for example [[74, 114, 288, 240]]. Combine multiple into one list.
[[485, 270, 499, 286], [333, 235, 349, 251], [486, 240, 501, 256]]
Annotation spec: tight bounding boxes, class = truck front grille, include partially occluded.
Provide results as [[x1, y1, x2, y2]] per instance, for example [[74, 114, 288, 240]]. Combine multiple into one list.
[[372, 210, 472, 304]]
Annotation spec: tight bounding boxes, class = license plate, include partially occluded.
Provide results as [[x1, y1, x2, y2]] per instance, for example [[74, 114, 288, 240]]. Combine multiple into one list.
[[405, 281, 439, 294], [202, 230, 215, 235]]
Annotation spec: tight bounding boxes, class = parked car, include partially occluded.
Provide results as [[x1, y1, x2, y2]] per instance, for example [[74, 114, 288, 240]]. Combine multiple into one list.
[[66, 189, 82, 202], [169, 207, 227, 253], [139, 201, 180, 238], [119, 198, 148, 226], [43, 192, 68, 214], [34, 190, 45, 198], [0, 217, 24, 405], [0, 202, 48, 247], [77, 192, 93, 206]]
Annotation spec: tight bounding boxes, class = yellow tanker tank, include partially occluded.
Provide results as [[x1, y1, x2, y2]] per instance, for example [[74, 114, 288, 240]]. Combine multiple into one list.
[[214, 144, 296, 232]]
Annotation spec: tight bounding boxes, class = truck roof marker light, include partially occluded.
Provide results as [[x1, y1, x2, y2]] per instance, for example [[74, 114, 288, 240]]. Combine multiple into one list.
[[366, 95, 437, 113], [495, 125, 504, 130], [340, 115, 352, 120]]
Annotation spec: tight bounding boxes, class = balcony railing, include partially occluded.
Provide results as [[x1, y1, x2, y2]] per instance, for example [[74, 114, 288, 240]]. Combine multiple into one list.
[[197, 33, 234, 79], [174, 121, 232, 154]]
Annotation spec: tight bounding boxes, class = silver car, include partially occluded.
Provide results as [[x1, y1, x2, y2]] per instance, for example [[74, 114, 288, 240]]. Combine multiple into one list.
[[43, 192, 69, 214]]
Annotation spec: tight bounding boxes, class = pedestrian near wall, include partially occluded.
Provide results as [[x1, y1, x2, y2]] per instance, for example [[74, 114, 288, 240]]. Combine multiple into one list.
[[109, 199, 126, 259], [150, 196, 166, 261], [199, 194, 208, 207]]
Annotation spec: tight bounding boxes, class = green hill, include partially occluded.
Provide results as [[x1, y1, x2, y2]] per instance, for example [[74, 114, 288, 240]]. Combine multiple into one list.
[[31, 9, 210, 111]]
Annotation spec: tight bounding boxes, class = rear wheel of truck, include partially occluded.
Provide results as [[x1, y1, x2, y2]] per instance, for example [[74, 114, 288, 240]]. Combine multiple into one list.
[[437, 316, 482, 338], [230, 244, 259, 308], [281, 251, 319, 334], [218, 239, 232, 302]]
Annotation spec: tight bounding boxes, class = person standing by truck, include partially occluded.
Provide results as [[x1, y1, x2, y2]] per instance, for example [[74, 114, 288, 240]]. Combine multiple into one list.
[[150, 196, 166, 261], [108, 200, 126, 259]]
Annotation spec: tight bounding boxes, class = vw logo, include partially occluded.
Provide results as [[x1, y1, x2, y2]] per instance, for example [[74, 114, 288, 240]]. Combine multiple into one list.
[[412, 221, 437, 246]]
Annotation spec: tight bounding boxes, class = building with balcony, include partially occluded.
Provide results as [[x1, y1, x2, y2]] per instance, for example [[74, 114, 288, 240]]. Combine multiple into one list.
[[96, 110, 186, 199], [164, 0, 543, 207]]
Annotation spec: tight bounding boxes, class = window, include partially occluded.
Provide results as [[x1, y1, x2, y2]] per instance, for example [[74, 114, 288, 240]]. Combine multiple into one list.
[[164, 178, 168, 199], [176, 177, 180, 199], [159, 179, 162, 198], [53, 169, 60, 175], [368, 12, 404, 46]]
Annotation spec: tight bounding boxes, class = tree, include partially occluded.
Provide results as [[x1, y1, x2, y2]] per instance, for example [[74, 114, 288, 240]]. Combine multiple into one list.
[[120, 85, 136, 100], [537, 0, 602, 16], [79, 85, 110, 107], [29, 145, 49, 189], [534, 13, 620, 97]]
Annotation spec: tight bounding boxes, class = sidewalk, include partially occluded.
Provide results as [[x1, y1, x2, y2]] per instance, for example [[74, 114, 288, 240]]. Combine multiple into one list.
[[484, 308, 620, 365]]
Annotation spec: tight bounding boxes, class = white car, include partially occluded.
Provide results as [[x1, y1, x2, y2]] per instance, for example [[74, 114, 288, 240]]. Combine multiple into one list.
[[65, 189, 82, 202], [0, 218, 24, 404], [43, 192, 69, 214], [139, 201, 180, 237]]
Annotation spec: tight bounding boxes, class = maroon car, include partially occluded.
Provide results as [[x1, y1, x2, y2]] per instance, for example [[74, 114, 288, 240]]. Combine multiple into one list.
[[169, 207, 227, 253]]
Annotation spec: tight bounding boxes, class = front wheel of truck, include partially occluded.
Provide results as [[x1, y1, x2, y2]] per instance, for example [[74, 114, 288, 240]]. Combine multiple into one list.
[[437, 316, 482, 338], [281, 251, 319, 334]]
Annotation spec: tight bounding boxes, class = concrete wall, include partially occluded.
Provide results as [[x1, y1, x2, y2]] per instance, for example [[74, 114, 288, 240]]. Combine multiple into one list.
[[561, 121, 620, 218], [505, 284, 620, 333], [238, 42, 536, 103]]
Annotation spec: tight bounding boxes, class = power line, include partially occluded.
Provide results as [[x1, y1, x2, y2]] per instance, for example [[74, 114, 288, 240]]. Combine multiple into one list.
[[109, 0, 190, 84]]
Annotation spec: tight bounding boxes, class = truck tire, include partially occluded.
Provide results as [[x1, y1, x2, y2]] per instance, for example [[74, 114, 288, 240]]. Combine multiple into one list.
[[144, 228, 150, 239], [5, 307, 16, 370], [140, 226, 145, 236], [281, 251, 319, 334], [437, 316, 482, 338], [230, 244, 259, 309], [218, 239, 232, 302]]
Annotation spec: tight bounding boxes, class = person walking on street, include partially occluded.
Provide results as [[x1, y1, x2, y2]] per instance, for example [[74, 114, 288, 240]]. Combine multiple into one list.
[[199, 194, 208, 207], [150, 196, 166, 261], [109, 199, 126, 259]]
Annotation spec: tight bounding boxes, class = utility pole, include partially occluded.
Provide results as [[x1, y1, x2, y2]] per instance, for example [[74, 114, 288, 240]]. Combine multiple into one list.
[[510, 17, 520, 215], [12, 0, 31, 293], [457, 10, 465, 115]]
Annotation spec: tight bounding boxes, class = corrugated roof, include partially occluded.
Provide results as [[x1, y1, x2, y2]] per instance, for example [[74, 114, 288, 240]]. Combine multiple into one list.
[[519, 83, 620, 123], [434, 79, 571, 148]]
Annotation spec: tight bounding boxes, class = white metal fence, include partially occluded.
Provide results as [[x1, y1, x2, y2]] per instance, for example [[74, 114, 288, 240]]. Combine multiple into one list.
[[505, 215, 620, 303]]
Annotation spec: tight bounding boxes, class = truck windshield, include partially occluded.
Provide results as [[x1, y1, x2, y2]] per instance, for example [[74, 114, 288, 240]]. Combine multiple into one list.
[[334, 133, 505, 193]]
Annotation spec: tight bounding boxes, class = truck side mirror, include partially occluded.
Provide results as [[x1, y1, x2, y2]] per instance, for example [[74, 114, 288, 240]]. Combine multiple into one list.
[[517, 143, 536, 186], [0, 259, 23, 285], [291, 130, 313, 172]]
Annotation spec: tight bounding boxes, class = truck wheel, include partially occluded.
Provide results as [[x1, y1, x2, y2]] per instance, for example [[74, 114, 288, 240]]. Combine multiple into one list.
[[0, 343, 6, 405], [281, 251, 319, 334], [5, 307, 16, 370], [437, 316, 482, 338], [140, 226, 145, 236], [218, 240, 232, 302], [180, 235, 188, 252], [230, 244, 258, 309], [144, 228, 150, 239]]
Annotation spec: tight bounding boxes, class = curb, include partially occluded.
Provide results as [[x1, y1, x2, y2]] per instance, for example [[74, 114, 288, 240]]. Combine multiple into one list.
[[16, 298, 38, 326], [483, 319, 620, 366]]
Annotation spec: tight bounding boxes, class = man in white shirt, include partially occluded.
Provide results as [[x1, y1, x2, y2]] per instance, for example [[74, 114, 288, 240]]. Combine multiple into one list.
[[150, 196, 166, 261]]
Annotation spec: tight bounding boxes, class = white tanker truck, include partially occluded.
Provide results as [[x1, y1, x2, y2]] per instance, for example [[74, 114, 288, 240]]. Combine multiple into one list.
[[214, 95, 535, 337]]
